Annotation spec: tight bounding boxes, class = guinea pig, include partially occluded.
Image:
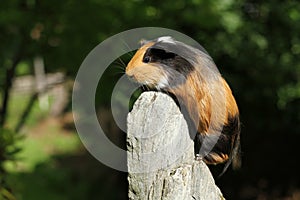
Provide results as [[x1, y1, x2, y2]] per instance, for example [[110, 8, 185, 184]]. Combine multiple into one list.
[[126, 36, 241, 173]]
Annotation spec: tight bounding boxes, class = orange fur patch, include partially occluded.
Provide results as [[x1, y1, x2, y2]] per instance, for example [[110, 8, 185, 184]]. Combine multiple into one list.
[[222, 78, 239, 123], [126, 42, 168, 87], [126, 42, 154, 74], [204, 152, 229, 164]]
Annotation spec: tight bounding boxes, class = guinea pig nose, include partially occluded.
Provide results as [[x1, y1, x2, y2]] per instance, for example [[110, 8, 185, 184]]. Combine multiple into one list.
[[126, 71, 136, 80], [126, 68, 133, 76]]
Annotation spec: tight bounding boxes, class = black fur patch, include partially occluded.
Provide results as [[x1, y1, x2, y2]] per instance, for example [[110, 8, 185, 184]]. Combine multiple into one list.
[[143, 48, 195, 87], [195, 114, 241, 175], [214, 114, 240, 154], [143, 48, 194, 75], [152, 40, 211, 64]]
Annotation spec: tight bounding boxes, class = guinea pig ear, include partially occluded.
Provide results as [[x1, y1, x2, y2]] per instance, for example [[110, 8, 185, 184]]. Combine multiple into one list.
[[139, 39, 149, 47]]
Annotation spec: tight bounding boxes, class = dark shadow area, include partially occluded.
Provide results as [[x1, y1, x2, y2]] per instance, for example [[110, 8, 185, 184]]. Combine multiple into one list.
[[216, 129, 300, 200]]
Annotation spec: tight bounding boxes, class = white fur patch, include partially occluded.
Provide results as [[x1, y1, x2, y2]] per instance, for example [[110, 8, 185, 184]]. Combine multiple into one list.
[[157, 36, 175, 44], [157, 76, 169, 89]]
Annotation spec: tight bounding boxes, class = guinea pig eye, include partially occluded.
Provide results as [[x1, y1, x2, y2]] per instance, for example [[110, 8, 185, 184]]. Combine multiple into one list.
[[143, 56, 151, 63]]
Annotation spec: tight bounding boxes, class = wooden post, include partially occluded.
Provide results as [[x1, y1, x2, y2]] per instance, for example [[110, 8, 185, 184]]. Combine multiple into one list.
[[127, 92, 225, 200], [33, 56, 49, 110]]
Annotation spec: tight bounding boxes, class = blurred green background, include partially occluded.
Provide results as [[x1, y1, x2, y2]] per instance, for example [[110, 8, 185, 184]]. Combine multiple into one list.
[[1, 0, 300, 199]]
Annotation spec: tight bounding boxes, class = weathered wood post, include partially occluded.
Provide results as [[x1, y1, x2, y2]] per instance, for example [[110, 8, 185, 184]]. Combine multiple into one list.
[[127, 91, 224, 200], [33, 56, 49, 110]]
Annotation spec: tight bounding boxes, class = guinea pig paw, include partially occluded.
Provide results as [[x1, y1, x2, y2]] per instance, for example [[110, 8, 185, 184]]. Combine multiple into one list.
[[195, 154, 203, 161]]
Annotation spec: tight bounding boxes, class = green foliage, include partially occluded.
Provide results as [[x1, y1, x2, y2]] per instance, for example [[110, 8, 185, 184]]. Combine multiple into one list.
[[0, 129, 21, 165], [0, 128, 21, 200]]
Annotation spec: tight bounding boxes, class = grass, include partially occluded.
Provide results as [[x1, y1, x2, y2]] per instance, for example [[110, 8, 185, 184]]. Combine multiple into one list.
[[4, 119, 81, 172], [4, 92, 80, 172], [6, 92, 53, 130], [3, 92, 82, 199], [3, 92, 127, 200]]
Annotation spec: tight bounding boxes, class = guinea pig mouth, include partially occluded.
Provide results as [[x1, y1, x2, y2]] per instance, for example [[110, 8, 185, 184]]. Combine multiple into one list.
[[126, 74, 136, 81], [126, 74, 158, 89], [125, 73, 144, 85], [125, 69, 137, 82]]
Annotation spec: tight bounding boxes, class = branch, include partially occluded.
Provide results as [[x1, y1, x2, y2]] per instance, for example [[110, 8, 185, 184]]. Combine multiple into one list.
[[0, 42, 24, 127]]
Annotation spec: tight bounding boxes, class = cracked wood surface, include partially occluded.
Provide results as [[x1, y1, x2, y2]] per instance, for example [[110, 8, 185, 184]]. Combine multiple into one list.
[[127, 92, 224, 200]]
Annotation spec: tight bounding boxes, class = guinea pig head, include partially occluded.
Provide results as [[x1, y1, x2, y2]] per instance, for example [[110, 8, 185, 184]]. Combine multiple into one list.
[[126, 42, 171, 89], [126, 40, 195, 90]]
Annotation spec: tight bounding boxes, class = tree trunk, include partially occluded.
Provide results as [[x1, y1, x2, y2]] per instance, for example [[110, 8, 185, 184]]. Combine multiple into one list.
[[127, 92, 225, 200], [0, 43, 23, 126]]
